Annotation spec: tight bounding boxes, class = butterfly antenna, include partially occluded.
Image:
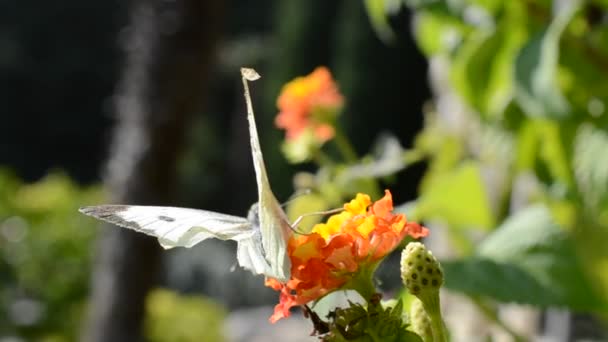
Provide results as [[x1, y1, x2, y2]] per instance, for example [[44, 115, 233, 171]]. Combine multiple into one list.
[[281, 188, 312, 208], [290, 207, 344, 235]]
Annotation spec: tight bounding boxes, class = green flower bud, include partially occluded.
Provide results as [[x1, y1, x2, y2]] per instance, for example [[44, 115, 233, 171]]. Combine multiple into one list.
[[400, 242, 443, 296], [401, 242, 447, 342]]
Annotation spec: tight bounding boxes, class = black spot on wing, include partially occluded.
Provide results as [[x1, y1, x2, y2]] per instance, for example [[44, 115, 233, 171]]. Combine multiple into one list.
[[158, 215, 175, 222], [79, 205, 130, 216]]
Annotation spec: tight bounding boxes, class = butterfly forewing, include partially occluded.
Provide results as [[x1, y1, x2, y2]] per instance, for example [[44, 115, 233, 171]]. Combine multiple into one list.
[[257, 196, 292, 281], [79, 205, 253, 249], [243, 68, 292, 281]]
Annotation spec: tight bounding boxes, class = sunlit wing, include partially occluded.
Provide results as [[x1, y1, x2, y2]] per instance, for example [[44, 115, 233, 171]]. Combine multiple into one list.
[[79, 205, 253, 249], [242, 68, 292, 281], [236, 234, 273, 277]]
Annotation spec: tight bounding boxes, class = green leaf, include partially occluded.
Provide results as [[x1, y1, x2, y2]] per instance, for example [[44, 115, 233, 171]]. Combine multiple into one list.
[[443, 205, 608, 312], [514, 1, 581, 119], [468, 0, 503, 15], [515, 119, 574, 186], [417, 161, 495, 230], [145, 289, 226, 342], [559, 31, 608, 125], [514, 119, 539, 171], [573, 123, 608, 214], [446, 1, 528, 120], [286, 192, 330, 233], [403, 0, 446, 9], [451, 30, 500, 113], [537, 120, 575, 187], [413, 9, 468, 56], [451, 26, 525, 120], [443, 258, 555, 304]]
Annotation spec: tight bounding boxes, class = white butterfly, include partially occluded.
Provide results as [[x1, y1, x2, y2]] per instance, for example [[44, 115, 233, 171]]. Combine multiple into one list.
[[80, 68, 292, 281]]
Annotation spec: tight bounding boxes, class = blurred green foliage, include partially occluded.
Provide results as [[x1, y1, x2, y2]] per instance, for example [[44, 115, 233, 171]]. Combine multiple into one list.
[[396, 0, 608, 318], [145, 289, 226, 342], [358, 0, 608, 329], [0, 170, 102, 340], [0, 170, 227, 340]]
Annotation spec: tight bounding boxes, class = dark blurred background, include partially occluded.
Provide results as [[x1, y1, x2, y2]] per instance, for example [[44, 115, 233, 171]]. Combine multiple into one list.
[[0, 0, 428, 196]]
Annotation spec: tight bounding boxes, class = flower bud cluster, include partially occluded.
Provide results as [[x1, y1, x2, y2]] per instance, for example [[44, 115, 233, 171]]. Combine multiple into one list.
[[400, 242, 443, 296]]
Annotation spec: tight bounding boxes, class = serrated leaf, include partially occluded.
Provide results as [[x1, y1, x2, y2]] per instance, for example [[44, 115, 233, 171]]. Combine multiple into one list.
[[443, 258, 556, 305], [478, 205, 560, 259], [443, 205, 608, 312], [514, 1, 580, 119]]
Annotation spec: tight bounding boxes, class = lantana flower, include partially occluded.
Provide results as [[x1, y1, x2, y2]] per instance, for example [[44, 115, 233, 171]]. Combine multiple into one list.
[[275, 67, 344, 162], [266, 190, 429, 323]]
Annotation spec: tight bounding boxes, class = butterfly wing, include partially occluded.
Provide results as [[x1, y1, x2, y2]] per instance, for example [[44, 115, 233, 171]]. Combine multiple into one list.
[[236, 233, 274, 277], [79, 205, 253, 249], [242, 68, 292, 281]]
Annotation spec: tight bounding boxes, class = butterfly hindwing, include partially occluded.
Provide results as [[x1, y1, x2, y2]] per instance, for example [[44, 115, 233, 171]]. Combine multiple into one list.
[[236, 233, 273, 276], [79, 205, 253, 249]]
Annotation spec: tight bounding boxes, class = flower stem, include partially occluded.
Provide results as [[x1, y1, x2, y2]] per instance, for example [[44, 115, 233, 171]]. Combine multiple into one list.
[[333, 125, 382, 198], [313, 149, 335, 168], [420, 292, 447, 342], [403, 149, 425, 165], [345, 264, 377, 302], [333, 126, 359, 163]]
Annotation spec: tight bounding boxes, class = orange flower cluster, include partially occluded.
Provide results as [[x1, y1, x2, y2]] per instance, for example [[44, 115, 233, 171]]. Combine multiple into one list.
[[275, 67, 344, 143], [266, 190, 429, 323]]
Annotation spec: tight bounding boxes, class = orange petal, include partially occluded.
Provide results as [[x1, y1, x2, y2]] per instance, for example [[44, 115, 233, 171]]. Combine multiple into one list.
[[371, 190, 394, 218], [290, 233, 324, 262], [405, 222, 429, 239], [269, 287, 298, 323], [314, 124, 335, 142], [265, 277, 283, 291]]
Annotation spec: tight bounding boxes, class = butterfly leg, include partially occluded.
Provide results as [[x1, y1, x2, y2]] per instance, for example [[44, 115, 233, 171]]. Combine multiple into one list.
[[290, 207, 344, 234]]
